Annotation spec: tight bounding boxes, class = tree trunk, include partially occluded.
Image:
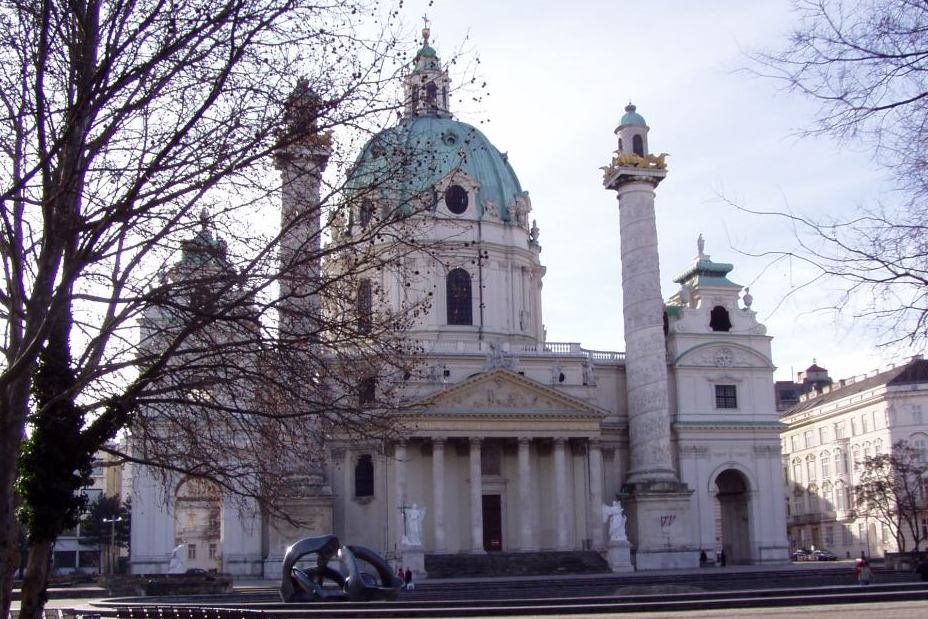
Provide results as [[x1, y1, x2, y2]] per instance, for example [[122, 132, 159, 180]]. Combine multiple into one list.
[[18, 540, 52, 619], [0, 377, 31, 619]]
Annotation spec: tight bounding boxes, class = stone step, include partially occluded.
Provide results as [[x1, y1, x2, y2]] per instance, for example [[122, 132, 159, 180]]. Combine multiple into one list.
[[424, 551, 610, 579]]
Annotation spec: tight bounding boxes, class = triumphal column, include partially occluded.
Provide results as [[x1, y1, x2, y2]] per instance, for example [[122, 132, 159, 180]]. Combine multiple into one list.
[[602, 103, 699, 569]]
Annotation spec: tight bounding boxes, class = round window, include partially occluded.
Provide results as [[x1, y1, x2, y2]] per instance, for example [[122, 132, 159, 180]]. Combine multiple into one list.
[[445, 185, 468, 214]]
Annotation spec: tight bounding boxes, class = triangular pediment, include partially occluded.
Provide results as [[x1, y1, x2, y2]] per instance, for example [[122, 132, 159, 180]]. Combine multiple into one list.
[[413, 368, 608, 420]]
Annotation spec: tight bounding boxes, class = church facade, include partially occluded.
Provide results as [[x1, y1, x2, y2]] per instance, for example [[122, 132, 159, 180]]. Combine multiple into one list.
[[129, 28, 789, 576]]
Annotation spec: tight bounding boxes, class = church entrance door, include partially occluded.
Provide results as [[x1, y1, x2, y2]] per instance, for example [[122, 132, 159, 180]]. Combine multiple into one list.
[[715, 469, 751, 565], [482, 494, 502, 551]]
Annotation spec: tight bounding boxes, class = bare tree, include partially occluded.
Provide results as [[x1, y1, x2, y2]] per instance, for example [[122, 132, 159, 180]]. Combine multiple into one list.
[[0, 1, 463, 617], [855, 440, 928, 555], [744, 0, 928, 347]]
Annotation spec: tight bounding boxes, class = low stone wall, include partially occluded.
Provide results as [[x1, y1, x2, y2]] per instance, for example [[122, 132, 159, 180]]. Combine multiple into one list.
[[883, 552, 927, 571], [100, 574, 233, 596]]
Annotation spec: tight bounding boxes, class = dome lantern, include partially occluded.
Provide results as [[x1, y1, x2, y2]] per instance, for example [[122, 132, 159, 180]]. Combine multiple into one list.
[[404, 18, 452, 119]]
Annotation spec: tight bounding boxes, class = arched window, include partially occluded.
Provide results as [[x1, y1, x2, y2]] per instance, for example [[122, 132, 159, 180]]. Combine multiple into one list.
[[807, 484, 819, 513], [354, 455, 374, 498], [806, 455, 816, 481], [359, 199, 374, 228], [446, 268, 473, 325], [791, 458, 802, 484], [357, 279, 372, 334], [358, 377, 376, 406], [709, 306, 732, 332], [822, 481, 834, 509], [835, 481, 847, 511], [632, 134, 644, 156], [425, 83, 438, 111]]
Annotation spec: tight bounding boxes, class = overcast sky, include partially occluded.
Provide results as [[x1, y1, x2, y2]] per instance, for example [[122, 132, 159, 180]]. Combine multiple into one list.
[[397, 0, 914, 383]]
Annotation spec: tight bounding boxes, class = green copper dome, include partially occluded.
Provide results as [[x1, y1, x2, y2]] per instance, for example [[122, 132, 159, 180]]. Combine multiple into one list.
[[619, 103, 647, 127], [348, 116, 525, 221]]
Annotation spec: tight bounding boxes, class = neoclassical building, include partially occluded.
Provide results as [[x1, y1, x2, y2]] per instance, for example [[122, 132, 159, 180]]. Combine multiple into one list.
[[781, 357, 928, 558], [130, 27, 789, 575]]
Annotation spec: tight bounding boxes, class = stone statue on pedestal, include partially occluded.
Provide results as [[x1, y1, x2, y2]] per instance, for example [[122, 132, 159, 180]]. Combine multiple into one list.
[[402, 504, 426, 547], [602, 500, 627, 543]]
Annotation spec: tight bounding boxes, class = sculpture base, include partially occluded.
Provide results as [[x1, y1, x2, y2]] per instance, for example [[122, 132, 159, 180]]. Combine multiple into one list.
[[606, 540, 634, 573], [398, 545, 425, 580]]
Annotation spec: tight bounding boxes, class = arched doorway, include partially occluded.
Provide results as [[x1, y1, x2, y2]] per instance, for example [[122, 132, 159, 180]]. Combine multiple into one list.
[[174, 477, 222, 572], [715, 469, 751, 564]]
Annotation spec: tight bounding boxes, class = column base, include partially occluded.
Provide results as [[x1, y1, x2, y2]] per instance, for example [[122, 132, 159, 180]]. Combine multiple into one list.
[[605, 541, 634, 573]]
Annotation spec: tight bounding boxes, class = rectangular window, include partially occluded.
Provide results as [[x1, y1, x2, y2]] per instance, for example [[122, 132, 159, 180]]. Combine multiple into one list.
[[791, 435, 800, 452], [825, 526, 834, 547], [358, 377, 376, 405], [804, 430, 814, 449], [78, 550, 99, 569], [834, 422, 846, 439], [354, 454, 375, 497], [843, 525, 853, 545], [819, 426, 829, 444], [861, 415, 869, 433], [913, 404, 924, 425], [851, 419, 858, 436], [858, 523, 866, 543], [188, 544, 197, 561], [53, 551, 77, 569], [209, 543, 217, 559], [715, 384, 737, 409]]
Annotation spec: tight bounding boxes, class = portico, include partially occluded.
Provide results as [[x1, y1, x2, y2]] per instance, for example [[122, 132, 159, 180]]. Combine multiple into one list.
[[330, 369, 613, 558]]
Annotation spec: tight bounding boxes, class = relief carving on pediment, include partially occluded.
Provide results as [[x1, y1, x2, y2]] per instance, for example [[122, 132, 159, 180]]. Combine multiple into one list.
[[444, 378, 559, 412]]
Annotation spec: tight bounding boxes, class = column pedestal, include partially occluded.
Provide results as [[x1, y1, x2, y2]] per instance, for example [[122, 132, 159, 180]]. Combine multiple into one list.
[[623, 484, 699, 570]]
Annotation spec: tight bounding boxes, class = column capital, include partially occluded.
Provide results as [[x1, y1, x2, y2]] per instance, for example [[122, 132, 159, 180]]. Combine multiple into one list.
[[432, 437, 446, 448], [553, 436, 568, 447], [469, 436, 482, 448], [589, 438, 602, 450], [517, 436, 532, 447]]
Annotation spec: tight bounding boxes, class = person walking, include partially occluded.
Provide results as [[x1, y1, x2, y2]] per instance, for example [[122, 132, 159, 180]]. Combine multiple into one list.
[[404, 567, 414, 591], [857, 559, 873, 585]]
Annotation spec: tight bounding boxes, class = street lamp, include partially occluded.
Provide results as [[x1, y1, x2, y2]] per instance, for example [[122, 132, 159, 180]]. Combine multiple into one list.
[[102, 516, 122, 575]]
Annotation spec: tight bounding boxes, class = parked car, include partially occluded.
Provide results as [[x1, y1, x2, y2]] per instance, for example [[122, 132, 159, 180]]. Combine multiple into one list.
[[812, 549, 838, 561], [791, 549, 811, 561]]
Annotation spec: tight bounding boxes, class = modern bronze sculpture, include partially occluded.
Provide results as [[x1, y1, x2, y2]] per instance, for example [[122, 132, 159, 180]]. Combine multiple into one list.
[[279, 534, 402, 602]]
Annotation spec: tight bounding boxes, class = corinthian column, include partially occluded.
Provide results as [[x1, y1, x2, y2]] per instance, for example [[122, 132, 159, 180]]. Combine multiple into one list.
[[432, 438, 446, 552], [553, 438, 570, 550], [469, 438, 484, 553], [518, 437, 535, 550]]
